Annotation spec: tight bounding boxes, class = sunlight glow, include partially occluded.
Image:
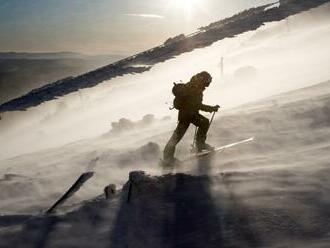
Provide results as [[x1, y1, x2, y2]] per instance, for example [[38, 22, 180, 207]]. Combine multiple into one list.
[[168, 0, 201, 18]]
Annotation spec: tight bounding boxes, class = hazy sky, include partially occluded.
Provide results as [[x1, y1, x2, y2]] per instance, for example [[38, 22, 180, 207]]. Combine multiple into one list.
[[0, 0, 274, 55]]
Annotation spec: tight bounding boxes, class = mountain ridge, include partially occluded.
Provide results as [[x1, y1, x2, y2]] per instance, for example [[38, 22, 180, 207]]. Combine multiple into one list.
[[1, 0, 329, 113]]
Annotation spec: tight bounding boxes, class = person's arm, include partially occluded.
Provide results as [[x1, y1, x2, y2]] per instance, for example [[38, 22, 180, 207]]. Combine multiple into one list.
[[195, 89, 220, 112], [200, 104, 215, 113]]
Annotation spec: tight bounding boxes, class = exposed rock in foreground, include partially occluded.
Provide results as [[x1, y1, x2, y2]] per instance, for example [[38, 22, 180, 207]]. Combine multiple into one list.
[[2, 169, 330, 248]]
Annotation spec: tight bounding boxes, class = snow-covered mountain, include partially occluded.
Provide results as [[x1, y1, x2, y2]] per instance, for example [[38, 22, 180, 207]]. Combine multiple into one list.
[[1, 1, 330, 247], [0, 0, 329, 112], [1, 1, 330, 160], [2, 77, 330, 248]]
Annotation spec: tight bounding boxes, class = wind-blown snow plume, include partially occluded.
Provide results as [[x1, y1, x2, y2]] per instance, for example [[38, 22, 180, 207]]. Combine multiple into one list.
[[1, 3, 330, 160]]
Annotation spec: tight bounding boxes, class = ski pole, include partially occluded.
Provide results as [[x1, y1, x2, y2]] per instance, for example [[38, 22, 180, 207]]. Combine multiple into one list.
[[192, 111, 216, 148], [192, 126, 198, 149], [209, 111, 216, 129], [192, 111, 216, 152]]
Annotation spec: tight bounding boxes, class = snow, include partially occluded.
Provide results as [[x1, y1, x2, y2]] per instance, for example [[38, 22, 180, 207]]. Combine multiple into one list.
[[1, 3, 330, 161], [264, 2, 280, 11], [1, 3, 330, 247]]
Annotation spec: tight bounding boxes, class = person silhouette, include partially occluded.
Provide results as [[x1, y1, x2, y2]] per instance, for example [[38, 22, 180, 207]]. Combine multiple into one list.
[[163, 71, 219, 163]]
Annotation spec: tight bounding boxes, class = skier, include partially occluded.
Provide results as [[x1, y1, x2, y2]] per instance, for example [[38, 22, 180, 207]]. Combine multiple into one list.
[[163, 71, 220, 163]]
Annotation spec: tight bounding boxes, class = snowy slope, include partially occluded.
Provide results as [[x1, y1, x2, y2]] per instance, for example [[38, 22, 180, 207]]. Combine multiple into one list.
[[1, 3, 330, 248], [2, 78, 330, 247], [0, 3, 330, 160], [0, 0, 329, 112]]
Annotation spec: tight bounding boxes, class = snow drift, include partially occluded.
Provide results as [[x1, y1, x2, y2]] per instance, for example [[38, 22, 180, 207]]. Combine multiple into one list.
[[1, 3, 330, 248]]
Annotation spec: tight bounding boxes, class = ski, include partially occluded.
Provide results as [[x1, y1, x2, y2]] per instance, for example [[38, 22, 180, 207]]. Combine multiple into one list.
[[45, 157, 99, 214], [183, 137, 255, 161], [45, 171, 94, 214], [161, 137, 255, 166]]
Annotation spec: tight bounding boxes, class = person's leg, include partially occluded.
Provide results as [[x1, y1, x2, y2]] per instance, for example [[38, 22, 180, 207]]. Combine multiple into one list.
[[191, 114, 211, 152], [163, 121, 190, 161]]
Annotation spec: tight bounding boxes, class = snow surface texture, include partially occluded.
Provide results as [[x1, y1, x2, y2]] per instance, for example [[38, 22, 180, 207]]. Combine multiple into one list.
[[1, 3, 330, 247], [1, 3, 330, 160]]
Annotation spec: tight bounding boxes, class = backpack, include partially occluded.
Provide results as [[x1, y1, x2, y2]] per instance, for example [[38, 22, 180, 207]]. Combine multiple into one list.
[[172, 83, 188, 110]]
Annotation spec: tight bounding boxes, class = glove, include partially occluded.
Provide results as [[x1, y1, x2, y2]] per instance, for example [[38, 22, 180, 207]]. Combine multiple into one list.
[[212, 105, 220, 112]]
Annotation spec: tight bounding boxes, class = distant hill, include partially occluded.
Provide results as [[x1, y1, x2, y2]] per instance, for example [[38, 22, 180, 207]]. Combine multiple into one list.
[[0, 53, 124, 104], [0, 52, 123, 61]]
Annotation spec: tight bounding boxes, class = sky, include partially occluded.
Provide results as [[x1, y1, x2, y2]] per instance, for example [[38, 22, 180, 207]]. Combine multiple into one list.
[[0, 0, 274, 56]]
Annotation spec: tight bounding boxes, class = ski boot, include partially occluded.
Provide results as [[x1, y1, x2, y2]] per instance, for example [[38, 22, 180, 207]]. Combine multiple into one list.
[[197, 143, 215, 153]]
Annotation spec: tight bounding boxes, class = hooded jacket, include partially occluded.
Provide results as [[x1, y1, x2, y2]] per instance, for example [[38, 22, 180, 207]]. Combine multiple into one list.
[[178, 81, 214, 121]]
